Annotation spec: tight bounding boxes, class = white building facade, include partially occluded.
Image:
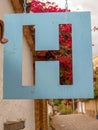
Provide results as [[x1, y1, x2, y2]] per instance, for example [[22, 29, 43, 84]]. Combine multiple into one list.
[[0, 0, 35, 130]]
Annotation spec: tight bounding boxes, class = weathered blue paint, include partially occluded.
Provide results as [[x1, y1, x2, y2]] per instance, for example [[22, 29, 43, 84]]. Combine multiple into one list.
[[3, 12, 94, 99]]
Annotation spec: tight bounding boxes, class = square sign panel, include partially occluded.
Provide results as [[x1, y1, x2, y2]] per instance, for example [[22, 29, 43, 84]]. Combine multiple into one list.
[[3, 12, 94, 99]]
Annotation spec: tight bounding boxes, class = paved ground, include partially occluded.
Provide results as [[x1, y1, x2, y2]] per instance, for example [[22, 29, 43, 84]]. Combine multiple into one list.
[[52, 114, 98, 130]]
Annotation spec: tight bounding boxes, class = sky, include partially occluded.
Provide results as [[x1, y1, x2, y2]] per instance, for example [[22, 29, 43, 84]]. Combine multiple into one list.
[[40, 0, 98, 56]]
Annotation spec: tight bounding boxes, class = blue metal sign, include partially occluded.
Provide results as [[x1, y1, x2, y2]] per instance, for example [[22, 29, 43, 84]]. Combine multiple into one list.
[[3, 12, 94, 99]]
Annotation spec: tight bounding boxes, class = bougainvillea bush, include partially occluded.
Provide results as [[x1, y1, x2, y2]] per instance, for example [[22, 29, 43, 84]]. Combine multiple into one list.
[[30, 0, 72, 85]]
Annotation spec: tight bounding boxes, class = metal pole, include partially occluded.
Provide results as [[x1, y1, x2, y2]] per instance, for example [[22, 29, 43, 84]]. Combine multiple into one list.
[[72, 99, 74, 114]]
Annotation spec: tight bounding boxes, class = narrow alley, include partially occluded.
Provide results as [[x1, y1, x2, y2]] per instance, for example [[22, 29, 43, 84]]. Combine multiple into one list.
[[52, 114, 98, 130]]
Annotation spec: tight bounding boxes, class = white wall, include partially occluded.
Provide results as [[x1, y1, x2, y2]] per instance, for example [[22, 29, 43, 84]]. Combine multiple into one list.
[[77, 101, 86, 113], [48, 104, 53, 115], [0, 0, 35, 130]]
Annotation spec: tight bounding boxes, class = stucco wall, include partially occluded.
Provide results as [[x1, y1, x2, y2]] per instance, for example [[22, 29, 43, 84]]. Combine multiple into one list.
[[0, 0, 35, 130], [85, 56, 98, 118], [85, 99, 98, 118]]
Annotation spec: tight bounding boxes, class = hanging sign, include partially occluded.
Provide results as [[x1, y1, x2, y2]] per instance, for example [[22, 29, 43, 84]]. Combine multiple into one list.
[[3, 12, 94, 99]]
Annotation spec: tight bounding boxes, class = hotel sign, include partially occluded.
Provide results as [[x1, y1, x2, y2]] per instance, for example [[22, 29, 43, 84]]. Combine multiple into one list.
[[3, 12, 93, 99]]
